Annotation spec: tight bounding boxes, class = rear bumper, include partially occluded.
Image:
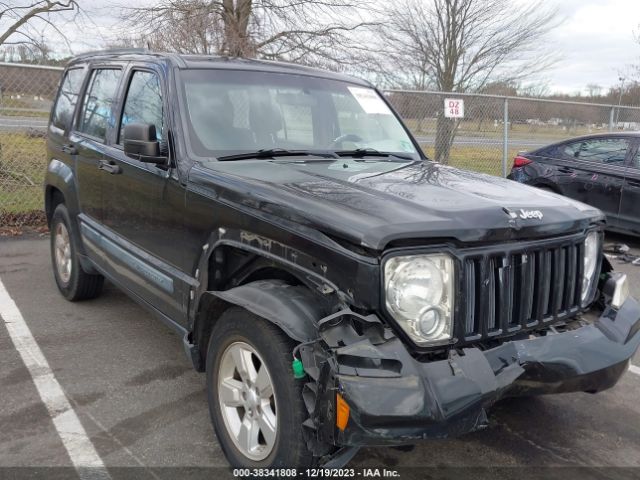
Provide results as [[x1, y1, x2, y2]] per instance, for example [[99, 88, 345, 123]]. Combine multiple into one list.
[[507, 167, 528, 182], [310, 298, 640, 447]]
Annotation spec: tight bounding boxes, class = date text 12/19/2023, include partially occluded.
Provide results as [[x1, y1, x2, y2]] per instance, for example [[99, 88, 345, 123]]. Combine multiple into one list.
[[232, 468, 401, 477]]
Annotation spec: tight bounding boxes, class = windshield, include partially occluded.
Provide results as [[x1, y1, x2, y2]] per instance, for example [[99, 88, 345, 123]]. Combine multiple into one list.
[[178, 69, 419, 159]]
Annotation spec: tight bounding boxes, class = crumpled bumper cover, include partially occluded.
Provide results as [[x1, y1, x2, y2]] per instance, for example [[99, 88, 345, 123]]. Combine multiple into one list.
[[302, 297, 640, 447]]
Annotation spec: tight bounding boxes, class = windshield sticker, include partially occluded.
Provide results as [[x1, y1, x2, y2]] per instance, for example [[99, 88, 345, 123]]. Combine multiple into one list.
[[348, 87, 392, 115]]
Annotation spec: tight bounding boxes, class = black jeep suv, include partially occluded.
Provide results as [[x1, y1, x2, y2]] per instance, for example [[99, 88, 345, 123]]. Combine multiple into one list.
[[45, 50, 640, 469]]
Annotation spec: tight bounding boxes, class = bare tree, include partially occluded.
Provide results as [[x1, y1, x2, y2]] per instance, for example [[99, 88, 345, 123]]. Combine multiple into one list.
[[121, 0, 376, 68], [379, 0, 559, 164], [586, 83, 603, 98], [0, 1, 79, 57], [517, 82, 550, 99], [0, 38, 52, 62]]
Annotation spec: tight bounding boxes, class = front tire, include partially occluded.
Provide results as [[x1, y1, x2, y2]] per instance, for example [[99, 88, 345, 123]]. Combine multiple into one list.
[[50, 204, 104, 301], [206, 307, 315, 468]]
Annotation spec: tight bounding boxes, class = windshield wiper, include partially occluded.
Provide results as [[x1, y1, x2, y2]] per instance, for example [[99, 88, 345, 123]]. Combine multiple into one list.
[[217, 148, 338, 161], [217, 147, 415, 162], [334, 148, 414, 161]]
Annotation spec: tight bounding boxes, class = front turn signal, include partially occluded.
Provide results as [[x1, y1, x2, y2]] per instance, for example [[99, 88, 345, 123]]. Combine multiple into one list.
[[336, 393, 350, 431]]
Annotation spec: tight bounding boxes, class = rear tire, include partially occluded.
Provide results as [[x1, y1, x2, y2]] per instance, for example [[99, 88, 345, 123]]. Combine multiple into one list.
[[50, 204, 104, 301], [206, 307, 315, 468]]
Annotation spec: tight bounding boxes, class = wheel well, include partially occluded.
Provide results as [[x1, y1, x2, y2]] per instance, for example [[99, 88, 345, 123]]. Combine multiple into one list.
[[194, 277, 320, 372], [190, 268, 331, 371], [207, 245, 305, 291], [240, 267, 301, 286], [45, 186, 65, 226], [191, 245, 334, 371]]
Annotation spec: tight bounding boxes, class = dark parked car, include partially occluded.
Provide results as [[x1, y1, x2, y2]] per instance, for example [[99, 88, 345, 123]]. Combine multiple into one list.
[[508, 132, 640, 235], [45, 50, 640, 469]]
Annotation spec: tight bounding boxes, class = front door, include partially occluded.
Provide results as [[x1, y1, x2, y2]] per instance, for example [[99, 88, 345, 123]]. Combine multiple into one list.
[[100, 66, 189, 325]]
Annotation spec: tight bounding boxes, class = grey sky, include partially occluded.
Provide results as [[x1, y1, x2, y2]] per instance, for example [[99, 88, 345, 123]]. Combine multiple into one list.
[[539, 0, 640, 94], [33, 0, 640, 94]]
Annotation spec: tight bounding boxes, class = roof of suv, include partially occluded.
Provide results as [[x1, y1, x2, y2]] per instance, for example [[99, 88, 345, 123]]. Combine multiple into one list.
[[67, 48, 371, 86]]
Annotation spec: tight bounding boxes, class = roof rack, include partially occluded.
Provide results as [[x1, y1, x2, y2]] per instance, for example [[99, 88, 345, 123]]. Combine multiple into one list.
[[73, 48, 150, 59]]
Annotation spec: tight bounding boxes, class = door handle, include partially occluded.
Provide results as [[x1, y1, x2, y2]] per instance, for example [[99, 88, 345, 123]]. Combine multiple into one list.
[[98, 159, 122, 175], [627, 180, 640, 188], [61, 143, 78, 155]]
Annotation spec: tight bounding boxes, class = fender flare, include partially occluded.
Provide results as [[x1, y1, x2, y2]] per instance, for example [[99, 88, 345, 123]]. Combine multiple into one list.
[[45, 159, 81, 220], [45, 159, 97, 274], [190, 279, 332, 371]]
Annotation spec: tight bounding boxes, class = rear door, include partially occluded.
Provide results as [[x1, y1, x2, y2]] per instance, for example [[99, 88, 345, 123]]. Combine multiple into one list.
[[71, 66, 124, 223], [618, 139, 640, 234], [47, 66, 86, 173], [548, 136, 630, 227]]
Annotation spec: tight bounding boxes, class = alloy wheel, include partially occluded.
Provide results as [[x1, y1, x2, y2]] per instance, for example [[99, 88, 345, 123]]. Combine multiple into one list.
[[217, 341, 278, 461], [54, 222, 72, 284]]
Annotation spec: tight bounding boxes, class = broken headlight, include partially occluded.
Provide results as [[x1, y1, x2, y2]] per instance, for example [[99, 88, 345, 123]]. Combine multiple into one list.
[[384, 253, 454, 346], [581, 231, 600, 307]]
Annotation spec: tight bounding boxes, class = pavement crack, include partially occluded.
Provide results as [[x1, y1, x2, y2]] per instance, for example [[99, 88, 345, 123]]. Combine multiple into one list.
[[494, 421, 575, 464]]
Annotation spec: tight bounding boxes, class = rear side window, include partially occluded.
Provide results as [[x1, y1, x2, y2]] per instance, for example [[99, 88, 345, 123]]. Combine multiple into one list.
[[118, 71, 164, 143], [51, 68, 85, 130], [563, 138, 629, 165], [78, 68, 123, 141]]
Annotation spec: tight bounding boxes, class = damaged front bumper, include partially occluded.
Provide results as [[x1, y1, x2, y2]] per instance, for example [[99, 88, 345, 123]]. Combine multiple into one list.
[[299, 297, 640, 449]]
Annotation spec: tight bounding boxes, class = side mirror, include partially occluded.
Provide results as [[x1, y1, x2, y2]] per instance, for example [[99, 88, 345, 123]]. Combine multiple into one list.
[[123, 123, 167, 164]]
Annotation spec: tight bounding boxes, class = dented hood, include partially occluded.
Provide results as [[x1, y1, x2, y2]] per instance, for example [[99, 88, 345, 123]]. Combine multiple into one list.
[[190, 158, 604, 250]]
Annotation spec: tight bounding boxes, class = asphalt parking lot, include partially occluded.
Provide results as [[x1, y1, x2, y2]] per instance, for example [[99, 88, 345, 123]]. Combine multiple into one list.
[[1, 234, 640, 479]]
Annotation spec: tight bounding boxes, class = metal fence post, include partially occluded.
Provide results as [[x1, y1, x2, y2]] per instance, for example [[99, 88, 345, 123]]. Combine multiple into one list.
[[609, 106, 615, 132], [502, 97, 509, 177]]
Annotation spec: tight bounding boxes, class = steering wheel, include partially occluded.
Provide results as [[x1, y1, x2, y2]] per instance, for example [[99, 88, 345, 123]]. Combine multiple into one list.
[[328, 133, 363, 148]]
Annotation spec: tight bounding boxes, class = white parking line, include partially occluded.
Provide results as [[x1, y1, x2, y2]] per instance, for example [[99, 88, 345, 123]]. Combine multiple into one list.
[[0, 278, 110, 479], [630, 364, 640, 376]]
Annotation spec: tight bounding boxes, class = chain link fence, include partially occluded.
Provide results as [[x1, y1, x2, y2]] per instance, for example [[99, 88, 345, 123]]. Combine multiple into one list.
[[384, 89, 640, 177], [3, 62, 640, 228], [0, 62, 61, 228]]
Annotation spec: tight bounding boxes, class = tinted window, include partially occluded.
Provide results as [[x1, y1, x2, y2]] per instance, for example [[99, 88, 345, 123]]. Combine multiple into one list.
[[51, 68, 85, 130], [563, 138, 629, 165], [119, 71, 163, 143], [78, 69, 122, 140]]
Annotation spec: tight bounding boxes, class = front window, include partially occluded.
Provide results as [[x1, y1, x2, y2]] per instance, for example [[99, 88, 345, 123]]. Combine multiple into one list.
[[119, 70, 164, 144], [178, 69, 419, 159]]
